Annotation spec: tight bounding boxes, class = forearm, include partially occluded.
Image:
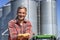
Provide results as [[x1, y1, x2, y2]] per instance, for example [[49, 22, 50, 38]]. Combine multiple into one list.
[[9, 34, 17, 40]]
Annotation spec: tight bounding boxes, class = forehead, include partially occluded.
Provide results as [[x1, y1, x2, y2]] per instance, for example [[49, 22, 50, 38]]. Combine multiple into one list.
[[19, 8, 26, 11]]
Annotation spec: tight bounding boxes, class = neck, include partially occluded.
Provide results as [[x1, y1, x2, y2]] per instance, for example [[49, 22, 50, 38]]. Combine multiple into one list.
[[18, 19, 24, 24]]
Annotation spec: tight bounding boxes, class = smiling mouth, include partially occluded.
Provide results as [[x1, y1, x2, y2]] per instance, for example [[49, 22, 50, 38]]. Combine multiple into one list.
[[18, 16, 25, 18]]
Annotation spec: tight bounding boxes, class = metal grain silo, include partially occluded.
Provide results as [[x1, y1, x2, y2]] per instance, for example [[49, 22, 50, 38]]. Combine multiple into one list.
[[28, 0, 38, 35], [0, 8, 2, 40], [1, 3, 11, 40], [0, 8, 2, 27], [36, 0, 41, 35], [2, 3, 11, 31], [0, 8, 2, 18], [40, 0, 57, 36], [10, 0, 38, 35]]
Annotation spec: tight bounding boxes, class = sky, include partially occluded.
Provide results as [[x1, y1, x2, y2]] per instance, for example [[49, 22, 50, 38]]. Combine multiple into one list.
[[0, 0, 9, 7], [0, 0, 60, 37], [57, 0, 60, 37]]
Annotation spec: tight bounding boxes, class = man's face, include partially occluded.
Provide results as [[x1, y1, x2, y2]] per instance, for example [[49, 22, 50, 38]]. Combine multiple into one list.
[[17, 8, 26, 21]]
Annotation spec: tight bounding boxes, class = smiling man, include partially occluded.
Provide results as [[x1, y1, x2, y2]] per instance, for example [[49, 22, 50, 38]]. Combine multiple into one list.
[[8, 6, 32, 40]]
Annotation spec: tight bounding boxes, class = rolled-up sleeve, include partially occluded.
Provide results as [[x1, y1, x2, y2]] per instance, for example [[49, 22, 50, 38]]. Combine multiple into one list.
[[8, 20, 17, 40], [25, 21, 33, 39]]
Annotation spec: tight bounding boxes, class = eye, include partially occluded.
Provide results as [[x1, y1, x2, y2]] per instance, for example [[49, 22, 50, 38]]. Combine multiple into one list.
[[23, 12, 25, 14], [18, 12, 21, 13]]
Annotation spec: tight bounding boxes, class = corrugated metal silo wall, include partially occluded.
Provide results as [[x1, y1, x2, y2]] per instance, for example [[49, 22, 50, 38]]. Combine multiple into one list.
[[0, 8, 2, 40], [0, 9, 2, 17], [11, 0, 38, 35], [37, 0, 41, 35], [51, 0, 57, 36], [1, 4, 11, 40], [28, 0, 38, 35], [40, 0, 57, 36]]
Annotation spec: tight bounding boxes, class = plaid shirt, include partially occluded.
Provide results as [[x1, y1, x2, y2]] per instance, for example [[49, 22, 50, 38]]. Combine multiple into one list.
[[8, 19, 32, 40]]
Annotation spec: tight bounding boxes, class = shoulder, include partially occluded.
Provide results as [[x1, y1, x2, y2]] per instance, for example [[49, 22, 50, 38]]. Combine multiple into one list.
[[25, 20, 32, 26], [25, 19, 31, 24], [8, 19, 16, 27], [8, 19, 16, 24]]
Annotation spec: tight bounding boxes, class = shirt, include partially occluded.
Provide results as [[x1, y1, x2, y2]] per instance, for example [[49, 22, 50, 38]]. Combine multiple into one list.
[[8, 19, 32, 40]]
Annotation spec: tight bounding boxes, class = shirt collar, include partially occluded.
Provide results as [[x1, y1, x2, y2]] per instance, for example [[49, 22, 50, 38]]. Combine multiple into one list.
[[16, 19, 27, 25]]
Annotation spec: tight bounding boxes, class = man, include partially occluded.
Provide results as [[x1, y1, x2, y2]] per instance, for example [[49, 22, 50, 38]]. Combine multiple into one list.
[[8, 6, 32, 40]]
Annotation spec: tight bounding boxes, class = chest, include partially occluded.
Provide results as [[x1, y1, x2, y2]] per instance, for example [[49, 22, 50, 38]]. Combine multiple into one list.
[[13, 23, 28, 34]]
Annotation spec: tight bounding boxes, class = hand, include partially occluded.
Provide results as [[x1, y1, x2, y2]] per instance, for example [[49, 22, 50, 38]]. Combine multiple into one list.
[[18, 34, 23, 36], [22, 33, 30, 38], [18, 34, 24, 40], [17, 33, 30, 39], [23, 33, 30, 37]]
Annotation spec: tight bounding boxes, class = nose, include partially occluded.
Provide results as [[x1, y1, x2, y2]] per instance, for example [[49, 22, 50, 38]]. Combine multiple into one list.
[[18, 13, 24, 16]]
